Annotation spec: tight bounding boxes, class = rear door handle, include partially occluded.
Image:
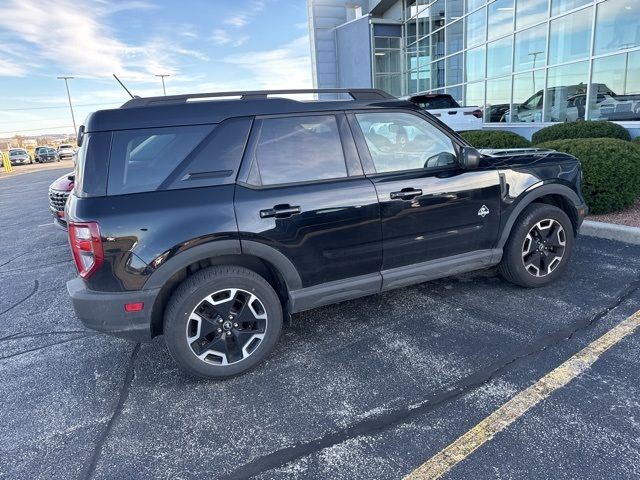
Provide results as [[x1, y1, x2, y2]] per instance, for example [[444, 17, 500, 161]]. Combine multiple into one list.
[[259, 204, 302, 219], [390, 188, 423, 200]]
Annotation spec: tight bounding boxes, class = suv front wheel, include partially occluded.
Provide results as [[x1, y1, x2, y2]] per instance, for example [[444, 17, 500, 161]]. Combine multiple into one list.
[[164, 265, 283, 379], [498, 203, 574, 288]]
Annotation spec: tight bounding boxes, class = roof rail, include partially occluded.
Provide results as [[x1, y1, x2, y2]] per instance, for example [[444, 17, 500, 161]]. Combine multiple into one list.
[[120, 88, 395, 108]]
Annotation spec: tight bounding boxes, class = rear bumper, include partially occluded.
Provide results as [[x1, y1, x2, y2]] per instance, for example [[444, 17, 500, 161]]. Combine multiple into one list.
[[67, 277, 160, 342]]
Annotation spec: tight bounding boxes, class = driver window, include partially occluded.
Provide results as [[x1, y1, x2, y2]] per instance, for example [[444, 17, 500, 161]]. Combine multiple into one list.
[[355, 112, 457, 173]]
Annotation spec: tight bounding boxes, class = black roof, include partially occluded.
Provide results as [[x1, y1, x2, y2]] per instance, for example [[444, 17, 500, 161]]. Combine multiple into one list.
[[83, 89, 417, 133]]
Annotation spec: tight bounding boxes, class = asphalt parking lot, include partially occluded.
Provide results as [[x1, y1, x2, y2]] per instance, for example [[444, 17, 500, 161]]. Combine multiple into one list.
[[1, 168, 639, 480]]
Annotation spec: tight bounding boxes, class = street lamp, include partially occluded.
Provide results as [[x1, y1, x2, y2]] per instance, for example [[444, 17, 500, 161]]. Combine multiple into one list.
[[57, 76, 77, 136], [528, 51, 544, 93], [155, 74, 170, 96]]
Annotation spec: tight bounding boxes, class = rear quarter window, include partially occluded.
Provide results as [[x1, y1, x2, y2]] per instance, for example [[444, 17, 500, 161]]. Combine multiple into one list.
[[107, 125, 213, 195]]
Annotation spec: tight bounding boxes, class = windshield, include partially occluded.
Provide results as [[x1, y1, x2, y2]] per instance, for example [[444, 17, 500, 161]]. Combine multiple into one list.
[[46, 148, 56, 154], [59, 145, 72, 149], [10, 150, 26, 156]]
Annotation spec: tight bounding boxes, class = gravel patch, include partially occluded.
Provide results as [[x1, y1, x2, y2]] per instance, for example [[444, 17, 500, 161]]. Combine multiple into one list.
[[589, 200, 640, 228]]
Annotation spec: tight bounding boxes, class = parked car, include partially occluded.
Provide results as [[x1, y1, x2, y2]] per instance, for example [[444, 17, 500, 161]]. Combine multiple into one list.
[[37, 147, 59, 163], [405, 93, 483, 131], [8, 148, 32, 165], [57, 144, 75, 160], [66, 88, 587, 379], [49, 172, 74, 229], [34, 146, 49, 163]]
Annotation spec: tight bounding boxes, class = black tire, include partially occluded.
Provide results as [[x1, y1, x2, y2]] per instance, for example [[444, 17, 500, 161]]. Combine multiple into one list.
[[164, 265, 282, 379], [498, 203, 574, 288]]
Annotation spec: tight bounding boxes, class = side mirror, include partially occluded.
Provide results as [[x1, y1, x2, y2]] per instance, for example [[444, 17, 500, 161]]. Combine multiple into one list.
[[460, 146, 481, 169]]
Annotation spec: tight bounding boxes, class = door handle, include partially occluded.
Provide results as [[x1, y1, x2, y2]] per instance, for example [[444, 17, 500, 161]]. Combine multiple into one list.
[[390, 188, 423, 200], [259, 204, 302, 219]]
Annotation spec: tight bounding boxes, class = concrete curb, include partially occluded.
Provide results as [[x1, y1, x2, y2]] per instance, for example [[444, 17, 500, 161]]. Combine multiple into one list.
[[581, 220, 640, 245]]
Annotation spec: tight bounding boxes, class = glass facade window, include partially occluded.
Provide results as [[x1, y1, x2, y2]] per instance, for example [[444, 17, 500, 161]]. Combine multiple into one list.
[[487, 36, 513, 78], [594, 0, 640, 55], [431, 28, 445, 60], [390, 0, 640, 124], [514, 24, 547, 71], [465, 45, 486, 82], [486, 77, 513, 122], [544, 60, 589, 121], [446, 53, 463, 86], [465, 81, 485, 108], [465, 7, 486, 47], [551, 0, 590, 16], [512, 70, 545, 122], [374, 36, 402, 97], [466, 0, 485, 13], [588, 51, 640, 121], [446, 20, 464, 55], [488, 0, 515, 41], [431, 0, 446, 31], [548, 7, 592, 65], [516, 0, 549, 29]]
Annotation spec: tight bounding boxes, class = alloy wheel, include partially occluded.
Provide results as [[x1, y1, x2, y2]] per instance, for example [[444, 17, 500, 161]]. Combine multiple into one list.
[[186, 288, 267, 366], [521, 218, 566, 277]]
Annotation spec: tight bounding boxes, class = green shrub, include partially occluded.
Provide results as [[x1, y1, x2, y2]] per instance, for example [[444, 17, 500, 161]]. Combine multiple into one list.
[[633, 136, 640, 145], [537, 138, 640, 214], [532, 121, 631, 144], [460, 130, 531, 149]]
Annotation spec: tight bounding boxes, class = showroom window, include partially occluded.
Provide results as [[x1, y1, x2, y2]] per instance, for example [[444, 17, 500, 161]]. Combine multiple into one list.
[[487, 36, 513, 78], [544, 61, 589, 122], [465, 7, 486, 47], [594, 0, 640, 55], [551, 0, 591, 16], [486, 76, 513, 122], [548, 7, 592, 65], [514, 24, 547, 72], [512, 70, 545, 122], [516, 0, 548, 29], [488, 0, 515, 41], [588, 51, 640, 121], [465, 45, 486, 82]]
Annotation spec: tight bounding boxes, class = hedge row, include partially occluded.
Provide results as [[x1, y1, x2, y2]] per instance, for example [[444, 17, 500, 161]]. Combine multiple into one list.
[[537, 138, 640, 214], [459, 130, 531, 149], [532, 121, 631, 144]]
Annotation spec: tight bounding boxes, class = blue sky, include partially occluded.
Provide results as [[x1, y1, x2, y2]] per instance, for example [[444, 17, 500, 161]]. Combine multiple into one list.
[[0, 0, 311, 136]]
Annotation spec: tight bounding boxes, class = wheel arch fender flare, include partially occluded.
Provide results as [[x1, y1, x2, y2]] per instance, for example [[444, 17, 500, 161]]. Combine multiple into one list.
[[497, 183, 582, 249], [143, 239, 302, 292]]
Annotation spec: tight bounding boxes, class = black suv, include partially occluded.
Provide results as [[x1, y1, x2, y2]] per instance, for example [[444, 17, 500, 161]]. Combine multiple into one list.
[[66, 89, 587, 379]]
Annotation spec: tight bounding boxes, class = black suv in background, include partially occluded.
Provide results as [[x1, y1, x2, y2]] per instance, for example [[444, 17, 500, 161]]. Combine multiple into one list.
[[66, 89, 587, 379]]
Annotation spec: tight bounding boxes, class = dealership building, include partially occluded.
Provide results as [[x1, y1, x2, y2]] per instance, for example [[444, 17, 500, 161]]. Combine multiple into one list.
[[307, 0, 640, 137]]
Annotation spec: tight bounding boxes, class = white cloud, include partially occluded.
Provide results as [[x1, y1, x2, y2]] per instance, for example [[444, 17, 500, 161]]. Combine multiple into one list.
[[224, 15, 249, 28], [223, 36, 312, 89], [0, 0, 206, 80]]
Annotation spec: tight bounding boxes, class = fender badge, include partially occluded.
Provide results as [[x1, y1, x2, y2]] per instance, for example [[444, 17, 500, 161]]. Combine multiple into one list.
[[478, 205, 490, 218]]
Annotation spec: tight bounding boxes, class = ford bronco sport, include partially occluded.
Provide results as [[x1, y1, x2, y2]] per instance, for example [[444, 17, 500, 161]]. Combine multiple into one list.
[[66, 89, 587, 379]]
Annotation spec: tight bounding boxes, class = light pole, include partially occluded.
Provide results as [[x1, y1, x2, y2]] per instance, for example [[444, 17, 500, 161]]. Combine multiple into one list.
[[155, 74, 170, 96], [57, 76, 77, 136], [528, 51, 544, 93]]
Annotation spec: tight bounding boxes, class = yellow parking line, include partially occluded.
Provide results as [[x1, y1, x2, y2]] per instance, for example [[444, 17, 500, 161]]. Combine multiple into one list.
[[405, 309, 640, 480]]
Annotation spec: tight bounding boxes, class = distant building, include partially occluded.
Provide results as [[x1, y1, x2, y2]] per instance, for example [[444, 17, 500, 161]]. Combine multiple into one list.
[[307, 0, 640, 138]]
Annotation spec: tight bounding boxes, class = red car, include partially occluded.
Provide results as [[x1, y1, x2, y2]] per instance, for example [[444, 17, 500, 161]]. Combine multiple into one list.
[[49, 172, 74, 229]]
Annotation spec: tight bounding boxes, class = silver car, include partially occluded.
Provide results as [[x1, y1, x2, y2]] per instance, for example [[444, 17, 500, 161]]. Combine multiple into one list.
[[9, 148, 32, 165]]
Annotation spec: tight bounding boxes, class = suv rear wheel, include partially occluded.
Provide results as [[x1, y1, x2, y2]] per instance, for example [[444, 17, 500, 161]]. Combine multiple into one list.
[[164, 265, 282, 379], [498, 203, 574, 288]]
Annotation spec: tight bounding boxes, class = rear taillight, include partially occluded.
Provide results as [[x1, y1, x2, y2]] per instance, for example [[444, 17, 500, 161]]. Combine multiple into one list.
[[464, 109, 483, 119], [68, 222, 104, 278]]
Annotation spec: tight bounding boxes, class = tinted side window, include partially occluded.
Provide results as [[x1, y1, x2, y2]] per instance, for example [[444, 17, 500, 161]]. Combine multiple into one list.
[[355, 112, 457, 173], [251, 115, 347, 186], [108, 125, 213, 195]]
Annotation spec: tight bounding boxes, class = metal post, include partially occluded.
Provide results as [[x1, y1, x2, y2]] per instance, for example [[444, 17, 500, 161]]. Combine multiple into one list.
[[57, 76, 77, 136], [155, 74, 170, 96]]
